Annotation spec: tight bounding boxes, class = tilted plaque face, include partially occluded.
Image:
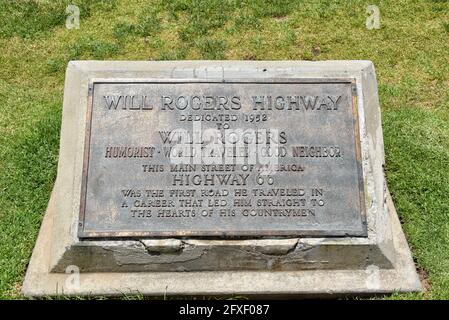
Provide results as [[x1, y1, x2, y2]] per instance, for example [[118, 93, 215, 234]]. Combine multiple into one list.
[[78, 79, 366, 238]]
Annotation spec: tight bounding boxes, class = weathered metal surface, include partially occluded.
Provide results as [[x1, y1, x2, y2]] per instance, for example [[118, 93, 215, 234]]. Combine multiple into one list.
[[78, 79, 366, 238]]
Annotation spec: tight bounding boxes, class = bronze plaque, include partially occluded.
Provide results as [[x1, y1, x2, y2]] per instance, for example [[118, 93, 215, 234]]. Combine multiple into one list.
[[78, 79, 366, 238]]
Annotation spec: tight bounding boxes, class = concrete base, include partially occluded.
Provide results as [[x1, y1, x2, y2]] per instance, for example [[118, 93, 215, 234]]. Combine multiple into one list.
[[23, 190, 420, 297], [22, 61, 421, 297]]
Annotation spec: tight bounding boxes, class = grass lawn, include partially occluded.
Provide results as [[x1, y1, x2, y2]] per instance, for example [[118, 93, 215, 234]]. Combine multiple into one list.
[[0, 0, 448, 299]]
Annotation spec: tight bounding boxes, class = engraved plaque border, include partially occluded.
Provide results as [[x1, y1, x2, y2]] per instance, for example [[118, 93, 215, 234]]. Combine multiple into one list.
[[78, 78, 366, 239]]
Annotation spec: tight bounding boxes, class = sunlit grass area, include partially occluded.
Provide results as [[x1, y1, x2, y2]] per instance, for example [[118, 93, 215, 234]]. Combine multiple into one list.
[[0, 0, 448, 299]]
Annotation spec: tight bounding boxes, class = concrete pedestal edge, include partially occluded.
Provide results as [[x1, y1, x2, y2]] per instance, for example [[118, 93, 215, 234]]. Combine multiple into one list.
[[22, 190, 421, 298]]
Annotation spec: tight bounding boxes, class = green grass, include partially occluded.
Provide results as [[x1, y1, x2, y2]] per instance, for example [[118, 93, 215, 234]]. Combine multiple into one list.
[[0, 0, 448, 299]]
